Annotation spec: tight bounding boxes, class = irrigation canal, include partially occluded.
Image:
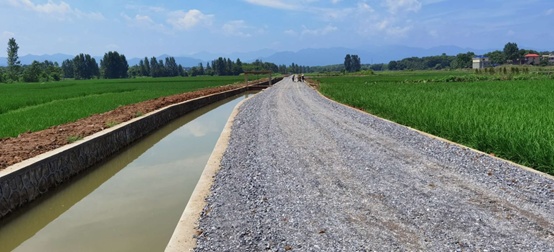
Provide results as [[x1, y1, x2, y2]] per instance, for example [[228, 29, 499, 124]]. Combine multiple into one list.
[[0, 92, 255, 252]]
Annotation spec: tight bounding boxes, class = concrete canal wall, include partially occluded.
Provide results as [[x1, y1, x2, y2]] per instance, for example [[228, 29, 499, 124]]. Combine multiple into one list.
[[0, 79, 281, 219]]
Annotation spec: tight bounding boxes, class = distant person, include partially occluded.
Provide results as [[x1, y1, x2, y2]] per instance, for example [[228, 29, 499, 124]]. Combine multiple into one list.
[[301, 74, 305, 82]]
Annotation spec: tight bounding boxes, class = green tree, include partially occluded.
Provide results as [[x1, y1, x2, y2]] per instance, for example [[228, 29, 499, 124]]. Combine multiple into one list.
[[190, 66, 200, 76], [388, 60, 398, 70], [143, 57, 150, 76], [197, 62, 204, 75], [503, 42, 520, 63], [233, 58, 243, 75], [61, 59, 74, 78], [351, 55, 361, 72], [344, 54, 352, 72], [158, 59, 166, 77], [7, 37, 21, 82], [178, 64, 186, 77], [22, 61, 41, 82], [164, 57, 180, 77], [484, 50, 505, 66], [452, 52, 474, 69], [149, 57, 159, 77], [73, 53, 99, 80], [100, 51, 128, 79], [205, 62, 213, 75]]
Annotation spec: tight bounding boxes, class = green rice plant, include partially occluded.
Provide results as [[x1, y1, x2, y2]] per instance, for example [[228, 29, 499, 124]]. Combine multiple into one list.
[[0, 76, 248, 138], [318, 74, 554, 175]]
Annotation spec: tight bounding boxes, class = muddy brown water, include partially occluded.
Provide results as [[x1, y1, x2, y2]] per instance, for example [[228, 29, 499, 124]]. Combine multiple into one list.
[[0, 92, 255, 252]]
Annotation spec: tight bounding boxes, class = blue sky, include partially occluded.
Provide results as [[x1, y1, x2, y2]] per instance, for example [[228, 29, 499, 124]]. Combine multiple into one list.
[[0, 0, 553, 58]]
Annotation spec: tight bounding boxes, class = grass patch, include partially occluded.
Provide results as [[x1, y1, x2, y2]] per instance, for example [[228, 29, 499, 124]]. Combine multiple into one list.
[[67, 135, 83, 143], [317, 72, 554, 175], [105, 121, 120, 128]]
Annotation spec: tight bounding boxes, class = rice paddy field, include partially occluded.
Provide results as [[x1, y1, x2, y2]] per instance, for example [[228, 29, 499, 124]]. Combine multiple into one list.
[[316, 71, 554, 175], [0, 76, 247, 138]]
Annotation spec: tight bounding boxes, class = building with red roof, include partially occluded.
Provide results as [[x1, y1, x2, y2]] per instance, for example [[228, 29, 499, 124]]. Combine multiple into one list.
[[524, 53, 540, 65]]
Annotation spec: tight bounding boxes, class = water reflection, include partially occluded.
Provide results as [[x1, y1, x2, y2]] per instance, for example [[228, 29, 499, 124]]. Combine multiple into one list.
[[0, 93, 253, 252]]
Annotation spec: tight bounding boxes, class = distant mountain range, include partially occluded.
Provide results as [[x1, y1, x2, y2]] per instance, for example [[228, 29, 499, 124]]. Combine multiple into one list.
[[0, 45, 495, 67]]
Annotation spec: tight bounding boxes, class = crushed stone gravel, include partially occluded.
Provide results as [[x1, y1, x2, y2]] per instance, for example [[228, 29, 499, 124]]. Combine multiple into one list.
[[195, 77, 554, 251]]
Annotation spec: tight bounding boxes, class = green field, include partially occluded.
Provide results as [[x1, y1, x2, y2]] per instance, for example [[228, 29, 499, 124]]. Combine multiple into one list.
[[0, 76, 247, 138], [317, 72, 554, 175]]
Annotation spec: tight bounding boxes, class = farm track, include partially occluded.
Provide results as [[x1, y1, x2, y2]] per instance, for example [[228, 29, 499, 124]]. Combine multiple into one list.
[[195, 77, 554, 251], [0, 83, 250, 170]]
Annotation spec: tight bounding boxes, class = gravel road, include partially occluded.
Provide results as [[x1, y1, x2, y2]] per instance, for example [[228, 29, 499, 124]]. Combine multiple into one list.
[[195, 77, 554, 251]]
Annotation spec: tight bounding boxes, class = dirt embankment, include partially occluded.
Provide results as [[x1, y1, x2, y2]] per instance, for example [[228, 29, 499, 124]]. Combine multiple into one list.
[[0, 82, 253, 170]]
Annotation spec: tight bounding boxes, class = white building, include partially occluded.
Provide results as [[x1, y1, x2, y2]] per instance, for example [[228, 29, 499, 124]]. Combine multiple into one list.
[[472, 56, 490, 69]]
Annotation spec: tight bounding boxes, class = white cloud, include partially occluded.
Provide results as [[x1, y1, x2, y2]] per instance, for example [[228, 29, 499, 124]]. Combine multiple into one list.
[[353, 1, 417, 38], [384, 0, 422, 14], [125, 4, 166, 13], [301, 25, 338, 36], [546, 9, 554, 16], [7, 0, 104, 20], [167, 9, 214, 30], [222, 20, 252, 37], [121, 13, 170, 34], [316, 7, 354, 21], [358, 2, 375, 13], [284, 29, 297, 36], [244, 0, 298, 10]]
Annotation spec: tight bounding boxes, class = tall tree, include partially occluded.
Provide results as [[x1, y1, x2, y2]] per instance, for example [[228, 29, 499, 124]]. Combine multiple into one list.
[[205, 62, 213, 76], [73, 53, 99, 80], [198, 62, 204, 75], [158, 59, 165, 77], [351, 55, 361, 72], [344, 54, 352, 72], [233, 58, 243, 75], [100, 51, 128, 79], [150, 57, 159, 77], [7, 37, 21, 81], [164, 57, 179, 76], [61, 59, 74, 78], [503, 42, 520, 63], [143, 57, 150, 76]]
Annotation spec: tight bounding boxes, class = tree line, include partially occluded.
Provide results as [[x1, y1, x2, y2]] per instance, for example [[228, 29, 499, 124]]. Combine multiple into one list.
[[1, 37, 316, 83], [6, 37, 550, 83], [381, 42, 553, 71]]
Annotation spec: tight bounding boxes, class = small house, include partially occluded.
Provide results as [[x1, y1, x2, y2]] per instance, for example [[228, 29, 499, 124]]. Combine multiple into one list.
[[524, 53, 540, 65], [472, 55, 490, 69]]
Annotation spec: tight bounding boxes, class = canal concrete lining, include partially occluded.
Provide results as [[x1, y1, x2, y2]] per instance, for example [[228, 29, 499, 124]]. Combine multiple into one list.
[[0, 79, 280, 220], [165, 97, 248, 252]]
